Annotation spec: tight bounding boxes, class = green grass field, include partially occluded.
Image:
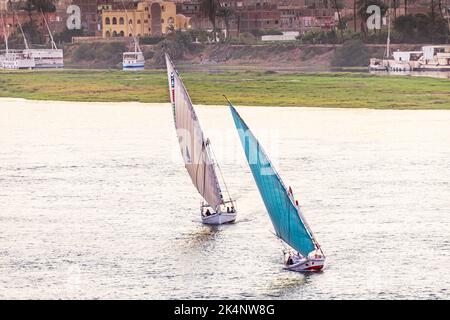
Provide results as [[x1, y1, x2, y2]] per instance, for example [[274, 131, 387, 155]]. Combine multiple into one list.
[[1, 69, 449, 109]]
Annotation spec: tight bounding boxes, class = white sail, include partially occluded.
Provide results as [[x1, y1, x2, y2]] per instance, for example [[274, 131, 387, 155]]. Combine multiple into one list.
[[165, 54, 224, 211]]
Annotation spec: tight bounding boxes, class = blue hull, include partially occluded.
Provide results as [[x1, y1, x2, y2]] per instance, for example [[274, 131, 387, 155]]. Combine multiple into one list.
[[123, 64, 145, 70]]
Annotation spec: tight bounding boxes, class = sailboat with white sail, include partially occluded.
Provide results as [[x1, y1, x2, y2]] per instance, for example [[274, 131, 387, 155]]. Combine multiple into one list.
[[165, 54, 236, 225], [227, 99, 325, 271]]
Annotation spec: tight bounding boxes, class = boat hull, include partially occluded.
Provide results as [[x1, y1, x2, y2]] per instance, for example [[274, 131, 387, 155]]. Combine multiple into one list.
[[201, 212, 236, 225], [284, 257, 325, 272], [123, 63, 145, 70], [34, 63, 64, 69]]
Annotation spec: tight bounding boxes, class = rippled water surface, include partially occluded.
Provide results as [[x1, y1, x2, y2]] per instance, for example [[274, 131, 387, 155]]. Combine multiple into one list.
[[1, 98, 449, 299]]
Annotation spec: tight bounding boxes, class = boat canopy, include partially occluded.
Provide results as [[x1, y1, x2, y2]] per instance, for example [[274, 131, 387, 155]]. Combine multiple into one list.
[[165, 54, 224, 211], [228, 103, 316, 257]]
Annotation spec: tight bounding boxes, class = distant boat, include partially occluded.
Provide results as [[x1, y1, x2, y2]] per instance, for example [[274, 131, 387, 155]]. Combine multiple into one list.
[[165, 53, 236, 225], [0, 10, 63, 70], [123, 43, 145, 70], [122, 1, 144, 70], [0, 11, 35, 70], [26, 10, 64, 69], [227, 99, 325, 271]]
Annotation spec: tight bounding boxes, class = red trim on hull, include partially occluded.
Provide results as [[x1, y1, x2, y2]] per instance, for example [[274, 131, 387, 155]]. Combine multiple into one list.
[[306, 265, 324, 271]]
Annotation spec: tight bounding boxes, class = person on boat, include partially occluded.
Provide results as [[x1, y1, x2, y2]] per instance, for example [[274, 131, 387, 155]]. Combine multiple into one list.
[[230, 206, 235, 213], [287, 256, 293, 265], [226, 207, 230, 213], [205, 209, 211, 216]]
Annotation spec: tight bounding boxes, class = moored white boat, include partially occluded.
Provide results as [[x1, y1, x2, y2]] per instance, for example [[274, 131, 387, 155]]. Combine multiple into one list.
[[25, 49, 64, 69], [369, 58, 387, 71], [121, 1, 145, 71], [1, 50, 35, 69], [123, 51, 145, 70], [0, 12, 35, 70], [32, 10, 64, 69]]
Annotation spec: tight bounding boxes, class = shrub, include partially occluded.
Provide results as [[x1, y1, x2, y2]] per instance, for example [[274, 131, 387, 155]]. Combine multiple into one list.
[[299, 30, 339, 44], [139, 36, 165, 45], [393, 13, 448, 43], [189, 30, 209, 43], [331, 39, 370, 67], [72, 42, 127, 66], [251, 29, 283, 37], [228, 32, 257, 45], [54, 28, 86, 44], [153, 31, 195, 65]]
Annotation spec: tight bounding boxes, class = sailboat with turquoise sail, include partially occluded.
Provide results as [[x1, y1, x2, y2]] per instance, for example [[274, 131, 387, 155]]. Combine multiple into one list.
[[165, 54, 236, 225], [227, 98, 325, 271]]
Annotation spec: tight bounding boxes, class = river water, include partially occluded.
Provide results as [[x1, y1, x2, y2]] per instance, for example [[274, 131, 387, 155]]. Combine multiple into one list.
[[1, 98, 449, 299]]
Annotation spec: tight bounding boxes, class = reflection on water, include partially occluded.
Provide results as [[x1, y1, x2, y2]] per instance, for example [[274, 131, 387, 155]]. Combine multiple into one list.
[[265, 274, 307, 298], [370, 70, 450, 79], [0, 99, 449, 299], [181, 225, 222, 250]]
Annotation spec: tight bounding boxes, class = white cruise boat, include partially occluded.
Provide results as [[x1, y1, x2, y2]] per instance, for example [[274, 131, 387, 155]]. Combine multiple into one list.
[[24, 48, 64, 68], [123, 49, 145, 70], [1, 50, 36, 69], [0, 12, 35, 70], [25, 10, 64, 69], [121, 2, 144, 70]]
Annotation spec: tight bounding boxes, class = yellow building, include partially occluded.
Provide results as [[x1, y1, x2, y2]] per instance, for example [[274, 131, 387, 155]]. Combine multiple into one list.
[[159, 2, 176, 34], [176, 14, 191, 31], [102, 1, 177, 38]]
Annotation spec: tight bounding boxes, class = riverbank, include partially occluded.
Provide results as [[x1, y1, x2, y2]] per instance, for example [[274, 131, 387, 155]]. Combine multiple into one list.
[[1, 69, 449, 109]]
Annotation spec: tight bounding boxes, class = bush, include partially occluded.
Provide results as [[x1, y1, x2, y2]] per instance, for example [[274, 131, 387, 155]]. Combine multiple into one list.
[[251, 29, 283, 37], [54, 28, 86, 44], [331, 39, 370, 67], [299, 30, 339, 44], [189, 30, 209, 43], [228, 32, 257, 45], [153, 31, 195, 65], [139, 36, 164, 45], [394, 13, 448, 43], [73, 42, 127, 66], [73, 43, 96, 61]]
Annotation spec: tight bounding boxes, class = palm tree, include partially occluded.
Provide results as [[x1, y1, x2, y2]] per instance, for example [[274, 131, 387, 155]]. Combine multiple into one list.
[[216, 6, 234, 39], [331, 0, 344, 42], [392, 0, 397, 21], [23, 0, 56, 23], [201, 0, 220, 42]]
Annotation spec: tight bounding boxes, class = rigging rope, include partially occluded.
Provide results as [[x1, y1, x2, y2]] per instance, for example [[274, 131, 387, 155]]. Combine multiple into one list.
[[208, 141, 234, 207]]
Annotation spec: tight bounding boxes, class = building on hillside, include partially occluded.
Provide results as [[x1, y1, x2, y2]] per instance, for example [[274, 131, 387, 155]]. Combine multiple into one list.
[[0, 0, 7, 11], [175, 0, 201, 18], [102, 1, 177, 38], [0, 10, 57, 40], [158, 0, 443, 36], [236, 4, 281, 33], [176, 13, 191, 30], [160, 1, 177, 33]]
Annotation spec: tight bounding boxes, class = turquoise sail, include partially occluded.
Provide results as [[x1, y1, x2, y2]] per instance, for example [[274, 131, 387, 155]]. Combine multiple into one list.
[[229, 103, 316, 257]]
